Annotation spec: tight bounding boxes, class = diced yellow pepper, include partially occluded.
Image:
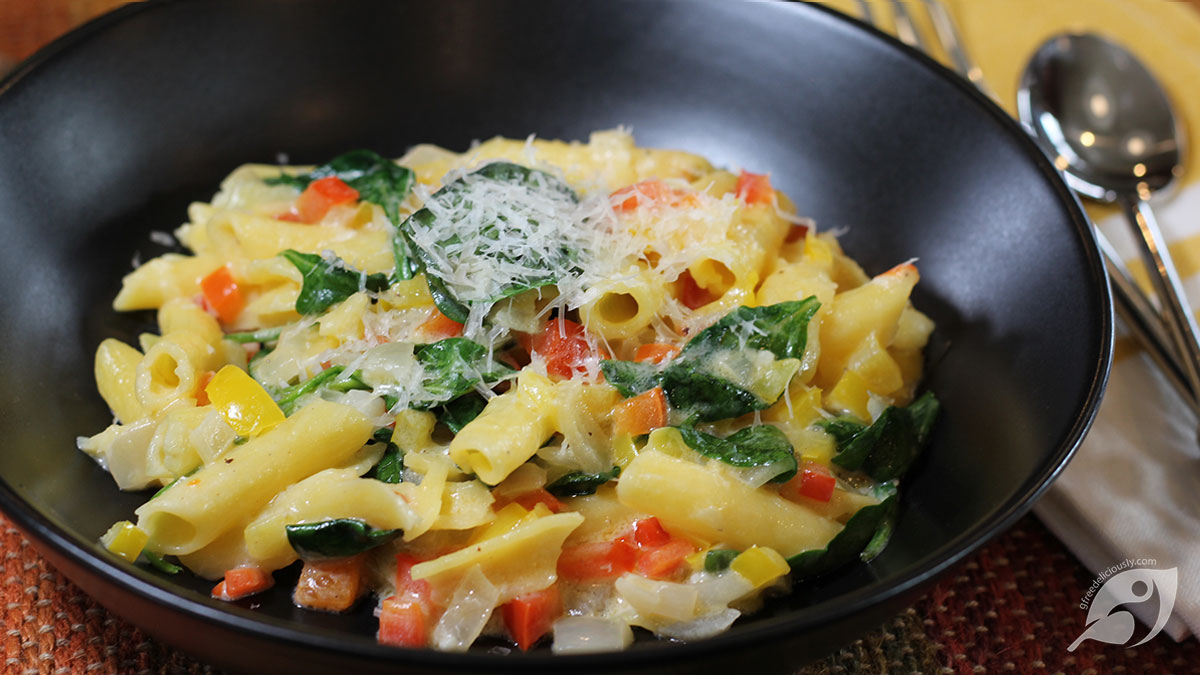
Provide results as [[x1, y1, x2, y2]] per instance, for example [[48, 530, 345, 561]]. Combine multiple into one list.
[[645, 427, 690, 459], [205, 365, 285, 437], [792, 427, 836, 466], [824, 370, 870, 422], [100, 521, 148, 562], [685, 549, 709, 571], [730, 545, 790, 589], [613, 433, 640, 469], [763, 385, 823, 426], [847, 334, 903, 396]]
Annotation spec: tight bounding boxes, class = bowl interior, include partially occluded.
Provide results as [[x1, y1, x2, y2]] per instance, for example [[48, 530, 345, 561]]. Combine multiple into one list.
[[0, 0, 1108, 668]]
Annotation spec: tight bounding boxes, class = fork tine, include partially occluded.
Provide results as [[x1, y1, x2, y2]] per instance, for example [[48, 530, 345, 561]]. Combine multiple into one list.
[[920, 0, 997, 100], [854, 0, 876, 26], [889, 0, 930, 52]]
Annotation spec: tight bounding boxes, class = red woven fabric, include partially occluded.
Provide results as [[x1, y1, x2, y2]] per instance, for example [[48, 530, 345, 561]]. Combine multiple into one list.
[[3, 513, 1196, 674]]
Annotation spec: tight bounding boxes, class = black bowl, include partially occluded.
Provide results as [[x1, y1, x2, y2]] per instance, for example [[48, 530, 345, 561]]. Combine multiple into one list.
[[0, 1, 1110, 672]]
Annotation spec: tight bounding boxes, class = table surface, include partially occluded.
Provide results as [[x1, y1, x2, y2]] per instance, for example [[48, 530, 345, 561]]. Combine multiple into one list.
[[3, 2, 1200, 673]]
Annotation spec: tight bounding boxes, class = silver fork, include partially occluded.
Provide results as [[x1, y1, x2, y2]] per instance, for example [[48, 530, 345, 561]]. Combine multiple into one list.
[[860, 0, 1200, 413]]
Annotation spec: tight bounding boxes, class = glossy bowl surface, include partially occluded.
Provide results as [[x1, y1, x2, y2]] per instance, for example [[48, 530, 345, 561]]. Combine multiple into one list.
[[0, 1, 1110, 672]]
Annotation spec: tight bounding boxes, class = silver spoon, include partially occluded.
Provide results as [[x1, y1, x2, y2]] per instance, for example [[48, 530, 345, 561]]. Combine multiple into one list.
[[1019, 34, 1200, 406]]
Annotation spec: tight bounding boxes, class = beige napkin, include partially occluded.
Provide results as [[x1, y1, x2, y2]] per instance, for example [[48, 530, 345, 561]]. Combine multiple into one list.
[[820, 0, 1200, 642]]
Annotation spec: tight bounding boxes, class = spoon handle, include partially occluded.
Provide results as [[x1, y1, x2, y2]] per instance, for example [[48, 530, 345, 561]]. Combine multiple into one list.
[[1120, 195, 1200, 403]]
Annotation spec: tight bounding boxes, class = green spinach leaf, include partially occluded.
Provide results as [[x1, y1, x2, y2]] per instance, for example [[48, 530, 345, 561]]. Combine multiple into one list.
[[786, 482, 899, 577], [142, 551, 182, 575], [438, 394, 488, 434], [677, 423, 798, 483], [704, 549, 740, 573], [414, 338, 516, 409], [285, 518, 402, 560], [273, 365, 371, 416], [224, 327, 283, 344], [828, 391, 940, 482], [280, 249, 390, 316], [599, 360, 661, 398], [395, 161, 580, 321], [545, 466, 621, 498], [681, 298, 820, 361], [265, 150, 415, 225]]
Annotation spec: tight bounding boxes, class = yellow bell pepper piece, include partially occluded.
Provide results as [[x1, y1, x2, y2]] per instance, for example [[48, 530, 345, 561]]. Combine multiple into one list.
[[730, 545, 790, 589], [824, 370, 871, 422], [205, 365, 285, 437], [686, 549, 709, 571], [100, 521, 148, 562]]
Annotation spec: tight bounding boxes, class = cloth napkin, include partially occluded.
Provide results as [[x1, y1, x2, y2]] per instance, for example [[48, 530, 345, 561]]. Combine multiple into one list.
[[821, 0, 1200, 642]]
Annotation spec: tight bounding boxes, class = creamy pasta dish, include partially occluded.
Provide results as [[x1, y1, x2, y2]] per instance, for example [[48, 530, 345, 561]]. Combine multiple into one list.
[[81, 129, 938, 653]]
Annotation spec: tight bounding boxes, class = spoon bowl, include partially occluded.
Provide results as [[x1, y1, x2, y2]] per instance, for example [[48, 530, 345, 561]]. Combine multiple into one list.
[[1019, 32, 1200, 421], [1019, 33, 1185, 202]]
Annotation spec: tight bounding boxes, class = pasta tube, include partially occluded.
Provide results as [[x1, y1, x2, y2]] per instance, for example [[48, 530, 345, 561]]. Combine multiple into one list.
[[135, 400, 372, 555]]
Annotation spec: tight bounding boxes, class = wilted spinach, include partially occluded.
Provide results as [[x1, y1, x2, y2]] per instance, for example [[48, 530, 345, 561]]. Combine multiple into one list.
[[265, 149, 415, 225], [285, 518, 402, 560], [280, 249, 390, 315]]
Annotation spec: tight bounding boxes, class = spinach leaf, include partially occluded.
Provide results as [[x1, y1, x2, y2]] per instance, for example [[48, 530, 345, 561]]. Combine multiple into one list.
[[704, 549, 740, 573], [438, 394, 488, 434], [659, 359, 783, 422], [280, 249, 390, 316], [395, 161, 580, 321], [265, 150, 415, 225], [285, 518, 402, 560], [600, 300, 817, 422], [413, 338, 516, 409], [366, 427, 404, 484], [599, 360, 661, 398], [677, 424, 798, 483], [786, 482, 899, 577], [827, 391, 940, 482], [142, 551, 182, 575], [273, 365, 371, 416], [224, 327, 283, 344], [681, 298, 820, 361], [369, 446, 404, 484], [545, 466, 621, 498]]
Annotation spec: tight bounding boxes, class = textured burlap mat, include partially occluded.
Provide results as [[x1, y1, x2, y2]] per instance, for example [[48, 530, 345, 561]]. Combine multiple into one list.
[[4, 514, 1198, 674]]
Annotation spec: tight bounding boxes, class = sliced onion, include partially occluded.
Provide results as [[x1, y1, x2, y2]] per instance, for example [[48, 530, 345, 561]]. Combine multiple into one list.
[[694, 571, 754, 611], [551, 616, 634, 654], [614, 574, 698, 622], [656, 608, 740, 641], [431, 565, 500, 652]]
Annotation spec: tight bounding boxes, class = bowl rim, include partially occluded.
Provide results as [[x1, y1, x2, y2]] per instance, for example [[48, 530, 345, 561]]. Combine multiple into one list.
[[0, 0, 1113, 668]]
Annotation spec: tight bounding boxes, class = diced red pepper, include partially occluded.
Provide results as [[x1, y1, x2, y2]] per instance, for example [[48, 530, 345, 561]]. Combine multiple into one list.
[[558, 538, 639, 580], [634, 343, 681, 365], [632, 517, 672, 548], [195, 370, 215, 406], [393, 553, 435, 615], [212, 566, 273, 601], [530, 318, 603, 380], [735, 170, 773, 205], [782, 461, 837, 503], [610, 180, 698, 213], [200, 266, 245, 324], [612, 387, 668, 436], [634, 539, 696, 580], [293, 556, 365, 613], [675, 270, 717, 310], [295, 176, 359, 223], [378, 597, 427, 648], [501, 585, 562, 651], [418, 308, 465, 340]]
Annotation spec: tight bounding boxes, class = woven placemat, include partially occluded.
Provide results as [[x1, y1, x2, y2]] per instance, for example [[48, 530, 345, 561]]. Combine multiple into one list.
[[3, 513, 1197, 674]]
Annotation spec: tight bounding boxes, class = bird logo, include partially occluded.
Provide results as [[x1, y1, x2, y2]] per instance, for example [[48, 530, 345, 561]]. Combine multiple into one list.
[[1068, 567, 1177, 651]]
